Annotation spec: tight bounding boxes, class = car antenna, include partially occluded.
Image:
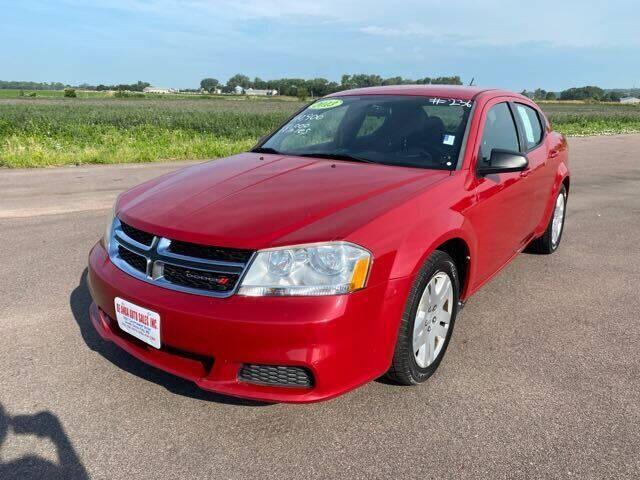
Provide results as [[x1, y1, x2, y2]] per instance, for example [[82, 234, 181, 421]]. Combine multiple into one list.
[[468, 77, 475, 86]]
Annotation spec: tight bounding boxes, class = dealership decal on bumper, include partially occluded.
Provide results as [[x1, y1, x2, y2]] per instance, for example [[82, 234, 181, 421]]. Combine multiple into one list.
[[114, 297, 161, 349]]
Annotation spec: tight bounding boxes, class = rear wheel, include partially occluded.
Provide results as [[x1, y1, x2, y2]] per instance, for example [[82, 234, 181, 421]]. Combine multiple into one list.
[[528, 185, 567, 254], [387, 250, 459, 385]]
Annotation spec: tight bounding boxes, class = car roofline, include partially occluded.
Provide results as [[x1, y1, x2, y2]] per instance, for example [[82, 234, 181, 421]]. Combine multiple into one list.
[[325, 85, 505, 101]]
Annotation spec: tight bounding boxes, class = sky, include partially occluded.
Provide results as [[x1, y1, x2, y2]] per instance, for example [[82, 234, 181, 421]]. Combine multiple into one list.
[[2, 0, 639, 91]]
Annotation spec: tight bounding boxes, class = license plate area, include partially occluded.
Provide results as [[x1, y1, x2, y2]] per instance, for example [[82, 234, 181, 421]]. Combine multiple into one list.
[[114, 297, 161, 349]]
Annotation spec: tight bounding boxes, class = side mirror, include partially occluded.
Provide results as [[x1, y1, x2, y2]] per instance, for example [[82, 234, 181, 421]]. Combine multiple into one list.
[[477, 149, 529, 176]]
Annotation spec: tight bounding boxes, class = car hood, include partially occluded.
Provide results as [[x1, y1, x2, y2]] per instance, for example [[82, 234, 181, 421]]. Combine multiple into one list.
[[118, 153, 449, 249]]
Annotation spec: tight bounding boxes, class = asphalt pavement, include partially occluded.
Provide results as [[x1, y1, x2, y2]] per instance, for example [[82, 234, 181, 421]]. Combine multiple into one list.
[[0, 135, 638, 479]]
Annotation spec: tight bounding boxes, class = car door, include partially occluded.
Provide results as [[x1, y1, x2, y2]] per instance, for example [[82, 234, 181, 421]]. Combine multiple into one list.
[[467, 99, 538, 290], [512, 102, 553, 231]]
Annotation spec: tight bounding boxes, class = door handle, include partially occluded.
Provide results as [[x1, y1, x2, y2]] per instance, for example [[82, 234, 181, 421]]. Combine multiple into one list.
[[548, 150, 559, 159]]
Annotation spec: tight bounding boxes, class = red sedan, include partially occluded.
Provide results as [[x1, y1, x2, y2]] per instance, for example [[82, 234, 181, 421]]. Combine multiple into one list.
[[88, 85, 569, 403]]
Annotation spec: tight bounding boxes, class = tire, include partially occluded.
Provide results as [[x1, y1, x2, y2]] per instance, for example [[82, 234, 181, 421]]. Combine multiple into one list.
[[386, 250, 459, 385], [527, 184, 567, 254]]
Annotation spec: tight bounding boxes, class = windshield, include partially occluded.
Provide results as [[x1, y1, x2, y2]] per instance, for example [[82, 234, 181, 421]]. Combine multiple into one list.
[[258, 95, 473, 170]]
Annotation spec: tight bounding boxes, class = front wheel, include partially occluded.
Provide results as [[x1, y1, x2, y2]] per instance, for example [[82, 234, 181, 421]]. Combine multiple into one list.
[[527, 184, 567, 254], [386, 250, 459, 385]]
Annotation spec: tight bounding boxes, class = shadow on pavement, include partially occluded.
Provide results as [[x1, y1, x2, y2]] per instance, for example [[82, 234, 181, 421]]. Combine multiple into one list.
[[69, 269, 269, 406], [0, 403, 88, 480]]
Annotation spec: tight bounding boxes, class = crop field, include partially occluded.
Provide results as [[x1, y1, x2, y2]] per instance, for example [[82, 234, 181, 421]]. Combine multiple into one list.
[[1, 95, 639, 167], [0, 98, 302, 167], [539, 101, 640, 136]]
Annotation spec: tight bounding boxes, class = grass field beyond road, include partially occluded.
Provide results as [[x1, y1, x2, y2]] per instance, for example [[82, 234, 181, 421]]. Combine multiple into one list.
[[0, 98, 298, 167], [2, 96, 640, 167]]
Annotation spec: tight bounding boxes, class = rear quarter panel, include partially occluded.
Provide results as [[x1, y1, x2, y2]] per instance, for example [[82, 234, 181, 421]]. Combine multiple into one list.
[[534, 126, 570, 236]]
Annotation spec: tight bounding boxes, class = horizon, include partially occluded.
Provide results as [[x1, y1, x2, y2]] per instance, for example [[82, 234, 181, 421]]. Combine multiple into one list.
[[1, 78, 639, 95], [3, 1, 640, 91]]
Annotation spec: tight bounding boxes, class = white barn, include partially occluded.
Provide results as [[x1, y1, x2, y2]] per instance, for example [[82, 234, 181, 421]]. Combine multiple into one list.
[[620, 96, 640, 104], [234, 87, 278, 96], [143, 87, 177, 94]]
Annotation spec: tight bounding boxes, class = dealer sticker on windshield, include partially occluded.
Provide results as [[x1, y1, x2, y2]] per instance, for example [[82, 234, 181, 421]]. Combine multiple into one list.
[[114, 297, 161, 349], [309, 99, 344, 110]]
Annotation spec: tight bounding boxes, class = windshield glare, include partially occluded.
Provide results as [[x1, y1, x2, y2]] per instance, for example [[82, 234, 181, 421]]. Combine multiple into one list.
[[260, 95, 473, 170]]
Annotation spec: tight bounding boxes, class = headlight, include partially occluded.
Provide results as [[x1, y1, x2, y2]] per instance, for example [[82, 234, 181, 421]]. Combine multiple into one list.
[[238, 242, 371, 296], [102, 197, 118, 251]]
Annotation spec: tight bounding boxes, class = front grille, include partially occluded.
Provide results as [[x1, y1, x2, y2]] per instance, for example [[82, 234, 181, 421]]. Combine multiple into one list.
[[163, 264, 239, 292], [110, 217, 253, 297], [118, 245, 147, 273], [120, 221, 154, 246], [168, 240, 252, 263], [239, 364, 314, 388]]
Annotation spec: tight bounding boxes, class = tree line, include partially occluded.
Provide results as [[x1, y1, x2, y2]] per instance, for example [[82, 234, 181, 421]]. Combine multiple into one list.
[[0, 80, 151, 92], [1, 78, 630, 102], [200, 74, 463, 97], [82, 81, 151, 92], [522, 86, 625, 102], [0, 80, 68, 90]]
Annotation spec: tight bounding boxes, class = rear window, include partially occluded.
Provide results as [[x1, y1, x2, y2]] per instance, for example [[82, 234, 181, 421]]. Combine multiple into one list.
[[515, 104, 544, 150]]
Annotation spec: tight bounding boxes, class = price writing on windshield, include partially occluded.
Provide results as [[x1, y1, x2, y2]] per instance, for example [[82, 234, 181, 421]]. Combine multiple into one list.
[[429, 98, 473, 108]]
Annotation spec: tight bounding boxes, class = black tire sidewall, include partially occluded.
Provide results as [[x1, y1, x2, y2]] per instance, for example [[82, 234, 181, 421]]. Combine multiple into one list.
[[525, 183, 568, 255], [404, 253, 460, 383]]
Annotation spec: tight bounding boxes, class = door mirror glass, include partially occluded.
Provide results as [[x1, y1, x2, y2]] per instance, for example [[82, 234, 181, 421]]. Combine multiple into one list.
[[478, 149, 529, 175]]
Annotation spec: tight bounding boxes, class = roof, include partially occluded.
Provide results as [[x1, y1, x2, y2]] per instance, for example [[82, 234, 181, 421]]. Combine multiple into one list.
[[326, 84, 508, 101]]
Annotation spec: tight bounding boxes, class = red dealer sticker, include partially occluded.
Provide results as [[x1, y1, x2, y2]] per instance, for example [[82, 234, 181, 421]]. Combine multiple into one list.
[[114, 297, 161, 349]]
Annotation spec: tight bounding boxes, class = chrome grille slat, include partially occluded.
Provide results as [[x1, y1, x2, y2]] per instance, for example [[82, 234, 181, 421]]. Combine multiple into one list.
[[108, 218, 254, 298], [156, 238, 246, 269]]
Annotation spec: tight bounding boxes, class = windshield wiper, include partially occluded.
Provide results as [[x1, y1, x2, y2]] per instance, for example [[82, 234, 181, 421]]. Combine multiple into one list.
[[251, 146, 282, 154], [295, 152, 377, 164], [251, 148, 376, 165]]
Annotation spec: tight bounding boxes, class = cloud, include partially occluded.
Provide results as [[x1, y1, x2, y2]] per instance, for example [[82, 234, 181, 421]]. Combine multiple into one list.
[[7, 0, 640, 90], [54, 0, 640, 48], [360, 25, 434, 38]]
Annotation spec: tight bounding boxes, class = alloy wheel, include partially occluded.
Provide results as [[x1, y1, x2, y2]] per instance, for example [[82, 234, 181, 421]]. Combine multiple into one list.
[[412, 272, 453, 368], [551, 191, 566, 246]]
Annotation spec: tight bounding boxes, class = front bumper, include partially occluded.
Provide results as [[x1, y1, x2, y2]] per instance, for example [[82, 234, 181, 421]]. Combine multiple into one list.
[[88, 243, 411, 403]]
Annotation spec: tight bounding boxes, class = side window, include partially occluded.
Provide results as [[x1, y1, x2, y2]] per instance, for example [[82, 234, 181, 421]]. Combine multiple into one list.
[[515, 104, 543, 150], [479, 103, 520, 165]]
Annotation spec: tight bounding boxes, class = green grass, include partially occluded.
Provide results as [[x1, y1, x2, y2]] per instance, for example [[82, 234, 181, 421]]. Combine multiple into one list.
[[0, 98, 303, 167], [541, 102, 640, 136], [1, 95, 639, 168]]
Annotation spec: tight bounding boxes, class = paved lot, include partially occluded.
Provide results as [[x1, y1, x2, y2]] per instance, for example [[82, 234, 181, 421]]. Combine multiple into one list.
[[1, 135, 639, 479]]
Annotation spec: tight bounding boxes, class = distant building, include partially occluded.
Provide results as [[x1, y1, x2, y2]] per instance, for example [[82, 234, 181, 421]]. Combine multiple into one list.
[[234, 86, 278, 96], [620, 96, 640, 104], [143, 87, 177, 94]]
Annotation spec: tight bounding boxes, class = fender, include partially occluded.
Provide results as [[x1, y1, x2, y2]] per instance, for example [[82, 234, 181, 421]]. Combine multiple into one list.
[[392, 208, 477, 300], [381, 171, 481, 299], [413, 228, 476, 299]]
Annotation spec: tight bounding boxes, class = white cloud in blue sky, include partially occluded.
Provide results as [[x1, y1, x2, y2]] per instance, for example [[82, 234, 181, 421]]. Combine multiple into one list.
[[2, 0, 639, 90]]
